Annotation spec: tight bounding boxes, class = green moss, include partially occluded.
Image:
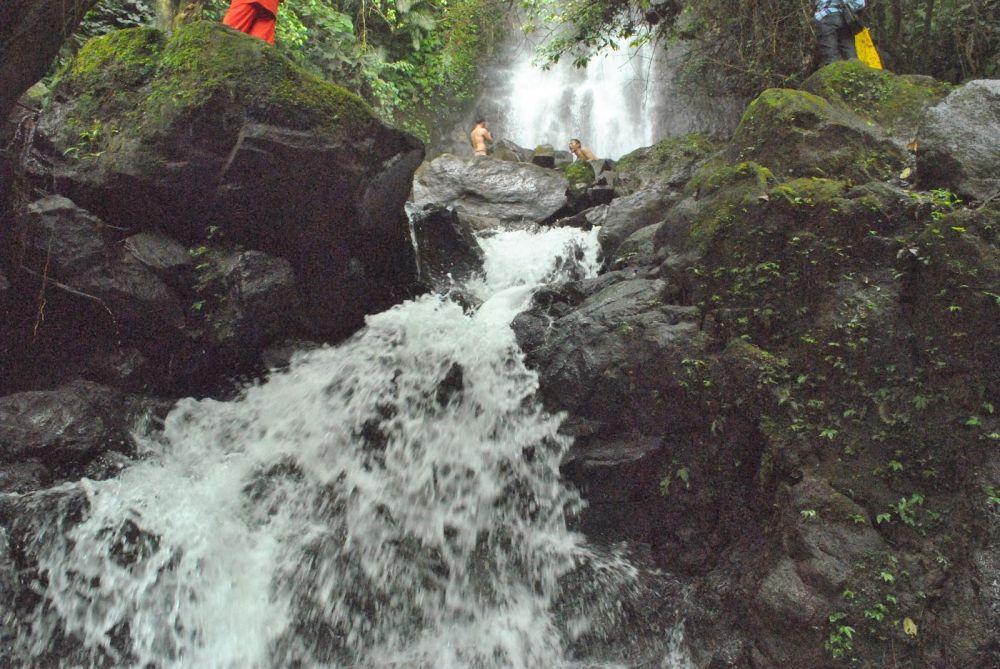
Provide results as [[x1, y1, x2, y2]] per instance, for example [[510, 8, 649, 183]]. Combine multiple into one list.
[[65, 27, 164, 92], [686, 161, 775, 198], [563, 161, 595, 186], [730, 87, 908, 183], [53, 21, 384, 173], [772, 178, 848, 206], [801, 60, 951, 135], [683, 162, 774, 246], [616, 133, 720, 195]]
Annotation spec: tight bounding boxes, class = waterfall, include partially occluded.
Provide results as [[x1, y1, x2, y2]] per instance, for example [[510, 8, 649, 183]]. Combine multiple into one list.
[[14, 226, 691, 668], [497, 40, 659, 160]]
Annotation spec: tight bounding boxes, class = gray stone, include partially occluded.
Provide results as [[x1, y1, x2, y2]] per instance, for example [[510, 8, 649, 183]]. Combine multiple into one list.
[[917, 79, 1000, 202], [412, 154, 569, 227]]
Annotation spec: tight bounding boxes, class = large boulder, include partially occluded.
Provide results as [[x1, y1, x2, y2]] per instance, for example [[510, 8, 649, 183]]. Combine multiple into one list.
[[0, 0, 97, 120], [615, 133, 720, 196], [0, 380, 163, 480], [411, 154, 569, 227], [917, 79, 1000, 202], [801, 60, 951, 141], [10, 195, 185, 340], [590, 186, 678, 262], [409, 205, 485, 290], [513, 277, 704, 440], [729, 88, 909, 183], [25, 22, 424, 338]]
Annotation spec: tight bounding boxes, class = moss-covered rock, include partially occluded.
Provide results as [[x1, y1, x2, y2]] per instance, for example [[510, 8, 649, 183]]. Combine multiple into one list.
[[563, 160, 596, 187], [615, 133, 721, 196], [729, 87, 909, 184], [801, 60, 951, 140], [29, 21, 424, 339]]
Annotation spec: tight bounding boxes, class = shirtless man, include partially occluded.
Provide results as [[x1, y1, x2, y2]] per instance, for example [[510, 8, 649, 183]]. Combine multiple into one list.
[[470, 118, 493, 157], [569, 139, 597, 161]]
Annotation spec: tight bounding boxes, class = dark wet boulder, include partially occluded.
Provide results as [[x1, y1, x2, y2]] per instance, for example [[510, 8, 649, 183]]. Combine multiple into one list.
[[0, 0, 97, 120], [122, 232, 194, 291], [25, 22, 423, 339], [11, 195, 108, 277], [410, 205, 485, 290], [729, 88, 909, 183], [0, 380, 162, 478], [10, 195, 185, 339], [198, 250, 299, 362], [531, 144, 556, 168], [590, 186, 678, 262], [412, 154, 569, 227], [513, 277, 703, 438], [608, 224, 659, 270], [917, 79, 1000, 202], [615, 133, 720, 196], [491, 139, 529, 163]]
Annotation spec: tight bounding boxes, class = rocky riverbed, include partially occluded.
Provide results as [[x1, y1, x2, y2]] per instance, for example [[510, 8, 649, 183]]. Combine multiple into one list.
[[1, 17, 998, 669]]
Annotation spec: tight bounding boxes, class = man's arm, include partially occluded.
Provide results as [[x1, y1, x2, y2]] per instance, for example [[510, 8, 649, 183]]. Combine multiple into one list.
[[484, 129, 494, 143]]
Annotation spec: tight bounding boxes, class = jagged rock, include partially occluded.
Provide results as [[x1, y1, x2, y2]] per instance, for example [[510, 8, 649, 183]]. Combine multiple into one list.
[[0, 380, 159, 478], [531, 144, 556, 168], [10, 195, 185, 338], [200, 250, 299, 360], [553, 150, 573, 169], [25, 23, 423, 338], [12, 195, 108, 277], [412, 153, 569, 227], [609, 224, 659, 270], [410, 205, 485, 289], [514, 277, 703, 438], [0, 0, 98, 120], [729, 88, 909, 182], [917, 79, 1000, 202], [590, 186, 678, 262], [491, 139, 529, 162], [123, 231, 194, 290], [615, 134, 719, 196]]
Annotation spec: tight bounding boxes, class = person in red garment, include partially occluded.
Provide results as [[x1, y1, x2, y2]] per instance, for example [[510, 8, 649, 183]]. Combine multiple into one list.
[[222, 0, 282, 45]]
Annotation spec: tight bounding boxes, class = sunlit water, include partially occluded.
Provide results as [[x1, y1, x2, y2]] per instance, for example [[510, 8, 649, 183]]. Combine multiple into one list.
[[14, 226, 691, 668]]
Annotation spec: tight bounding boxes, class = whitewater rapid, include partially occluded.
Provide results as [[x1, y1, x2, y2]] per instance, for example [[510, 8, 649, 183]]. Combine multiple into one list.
[[16, 225, 690, 668]]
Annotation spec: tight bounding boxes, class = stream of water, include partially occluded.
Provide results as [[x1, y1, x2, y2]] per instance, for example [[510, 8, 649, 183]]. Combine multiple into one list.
[[14, 226, 690, 668]]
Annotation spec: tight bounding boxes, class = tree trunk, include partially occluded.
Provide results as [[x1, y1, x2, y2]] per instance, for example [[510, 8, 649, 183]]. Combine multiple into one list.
[[0, 0, 101, 121]]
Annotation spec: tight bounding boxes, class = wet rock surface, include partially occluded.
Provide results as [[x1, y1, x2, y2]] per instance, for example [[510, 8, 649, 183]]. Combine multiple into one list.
[[410, 205, 485, 290], [412, 153, 569, 226], [514, 63, 1000, 668]]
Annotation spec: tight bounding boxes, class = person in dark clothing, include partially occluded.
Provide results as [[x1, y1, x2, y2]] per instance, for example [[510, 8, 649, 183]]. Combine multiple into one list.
[[815, 0, 864, 65]]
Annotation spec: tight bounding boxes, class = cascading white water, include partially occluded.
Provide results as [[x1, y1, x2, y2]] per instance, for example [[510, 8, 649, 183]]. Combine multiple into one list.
[[500, 41, 659, 160], [18, 226, 691, 668]]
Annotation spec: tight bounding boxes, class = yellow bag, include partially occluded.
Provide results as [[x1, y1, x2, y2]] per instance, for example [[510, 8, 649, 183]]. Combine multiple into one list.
[[856, 28, 883, 69]]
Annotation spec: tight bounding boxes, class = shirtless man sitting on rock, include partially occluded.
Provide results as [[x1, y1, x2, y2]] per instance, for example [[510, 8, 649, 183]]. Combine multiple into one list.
[[569, 139, 597, 161], [470, 118, 493, 157]]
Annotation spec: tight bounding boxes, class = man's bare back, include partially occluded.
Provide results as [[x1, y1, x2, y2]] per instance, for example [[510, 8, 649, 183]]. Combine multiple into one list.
[[470, 120, 493, 156]]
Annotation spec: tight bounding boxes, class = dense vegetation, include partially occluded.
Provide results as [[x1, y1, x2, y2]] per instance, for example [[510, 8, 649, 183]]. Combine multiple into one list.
[[57, 0, 508, 142], [522, 0, 1000, 99]]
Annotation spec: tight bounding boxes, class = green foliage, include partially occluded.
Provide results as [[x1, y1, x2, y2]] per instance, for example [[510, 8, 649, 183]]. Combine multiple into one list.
[[522, 0, 999, 103], [52, 0, 505, 144], [245, 0, 508, 143]]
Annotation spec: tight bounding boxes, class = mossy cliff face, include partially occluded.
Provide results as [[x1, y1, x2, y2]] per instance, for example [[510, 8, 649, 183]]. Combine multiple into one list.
[[615, 133, 721, 196], [516, 63, 998, 668], [28, 21, 425, 338]]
